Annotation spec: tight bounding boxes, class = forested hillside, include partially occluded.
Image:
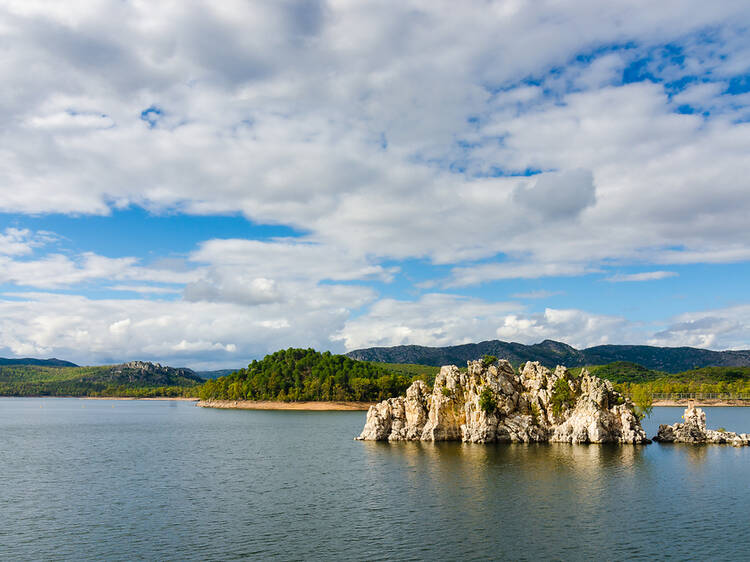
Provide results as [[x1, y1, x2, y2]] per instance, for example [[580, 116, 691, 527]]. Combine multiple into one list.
[[197, 348, 413, 402], [3, 351, 749, 401], [347, 339, 750, 373], [0, 357, 78, 367], [610, 366, 750, 397], [0, 361, 203, 397]]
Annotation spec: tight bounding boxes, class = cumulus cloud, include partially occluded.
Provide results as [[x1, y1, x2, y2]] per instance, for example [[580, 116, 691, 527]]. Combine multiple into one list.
[[512, 169, 596, 220], [334, 295, 636, 351], [189, 239, 396, 283], [0, 1, 747, 270], [0, 2, 749, 362], [333, 294, 523, 351], [182, 238, 388, 308], [649, 305, 750, 350], [0, 228, 54, 256], [0, 291, 363, 369], [0, 251, 199, 289], [1, 286, 748, 368], [493, 308, 632, 349]]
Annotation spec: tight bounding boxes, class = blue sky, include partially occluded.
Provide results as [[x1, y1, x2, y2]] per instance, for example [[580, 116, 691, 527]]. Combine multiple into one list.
[[1, 1, 750, 368]]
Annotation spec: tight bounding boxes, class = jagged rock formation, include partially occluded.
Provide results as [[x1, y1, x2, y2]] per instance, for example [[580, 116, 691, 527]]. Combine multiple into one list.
[[653, 404, 750, 446], [357, 359, 650, 444], [105, 361, 203, 385]]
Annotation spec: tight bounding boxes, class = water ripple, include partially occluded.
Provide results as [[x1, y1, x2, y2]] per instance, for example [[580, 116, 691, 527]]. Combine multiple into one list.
[[1, 399, 749, 560]]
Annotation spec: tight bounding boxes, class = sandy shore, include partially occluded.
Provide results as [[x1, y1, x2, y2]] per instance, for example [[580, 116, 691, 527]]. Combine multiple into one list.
[[653, 399, 750, 407], [197, 399, 373, 411], [81, 396, 199, 401]]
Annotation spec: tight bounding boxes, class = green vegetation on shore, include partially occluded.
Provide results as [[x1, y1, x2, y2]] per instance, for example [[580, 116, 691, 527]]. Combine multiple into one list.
[[198, 348, 412, 402], [580, 362, 750, 396], [0, 363, 202, 397], [369, 362, 441, 384], [3, 350, 750, 402]]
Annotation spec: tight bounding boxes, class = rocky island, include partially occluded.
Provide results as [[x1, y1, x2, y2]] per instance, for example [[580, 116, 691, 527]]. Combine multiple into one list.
[[654, 403, 750, 446], [357, 359, 650, 444]]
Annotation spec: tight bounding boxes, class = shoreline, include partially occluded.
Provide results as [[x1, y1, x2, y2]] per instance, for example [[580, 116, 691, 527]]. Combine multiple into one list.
[[81, 396, 199, 401], [652, 399, 750, 407], [197, 399, 374, 411], [2, 396, 748, 408]]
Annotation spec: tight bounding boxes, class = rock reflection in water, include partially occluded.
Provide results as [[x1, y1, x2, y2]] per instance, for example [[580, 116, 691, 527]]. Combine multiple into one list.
[[362, 442, 654, 555]]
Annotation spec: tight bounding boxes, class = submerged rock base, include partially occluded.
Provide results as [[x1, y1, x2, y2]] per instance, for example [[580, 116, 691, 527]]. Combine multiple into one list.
[[357, 360, 650, 444], [654, 404, 750, 447]]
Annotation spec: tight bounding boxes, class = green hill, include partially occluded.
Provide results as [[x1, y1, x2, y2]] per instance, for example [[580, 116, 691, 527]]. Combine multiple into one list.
[[572, 362, 750, 396], [582, 361, 663, 384], [198, 348, 413, 402], [0, 361, 203, 397], [0, 357, 78, 367], [347, 339, 750, 373], [4, 351, 749, 401]]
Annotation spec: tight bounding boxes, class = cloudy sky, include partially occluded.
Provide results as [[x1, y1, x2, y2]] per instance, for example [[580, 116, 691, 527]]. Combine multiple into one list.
[[1, 1, 750, 368]]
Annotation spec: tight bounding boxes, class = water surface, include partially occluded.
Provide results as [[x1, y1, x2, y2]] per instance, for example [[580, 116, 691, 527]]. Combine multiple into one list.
[[1, 399, 748, 560]]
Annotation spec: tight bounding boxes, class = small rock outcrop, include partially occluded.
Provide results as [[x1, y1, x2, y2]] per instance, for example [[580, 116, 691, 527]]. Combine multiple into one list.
[[357, 359, 650, 444], [653, 404, 750, 446]]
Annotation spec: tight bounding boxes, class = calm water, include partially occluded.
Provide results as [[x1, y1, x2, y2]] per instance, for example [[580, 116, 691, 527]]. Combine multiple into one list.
[[1, 400, 749, 561]]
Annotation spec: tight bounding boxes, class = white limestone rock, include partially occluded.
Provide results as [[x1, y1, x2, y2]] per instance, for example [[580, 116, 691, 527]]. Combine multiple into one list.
[[357, 359, 650, 444], [404, 379, 431, 440], [654, 404, 750, 446]]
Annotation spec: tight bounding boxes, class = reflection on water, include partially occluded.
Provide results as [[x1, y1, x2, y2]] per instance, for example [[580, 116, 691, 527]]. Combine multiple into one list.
[[2, 400, 749, 561], [364, 440, 648, 479], [363, 441, 653, 547]]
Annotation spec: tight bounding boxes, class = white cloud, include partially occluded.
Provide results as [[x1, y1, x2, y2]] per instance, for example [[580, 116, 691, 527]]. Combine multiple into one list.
[[0, 1, 749, 363], [27, 110, 114, 131], [0, 291, 364, 369], [0, 251, 199, 289], [1, 287, 749, 369], [649, 305, 750, 350], [109, 285, 181, 294], [606, 271, 678, 282], [653, 247, 750, 265], [335, 295, 636, 351], [495, 308, 632, 349], [189, 238, 396, 282], [0, 228, 52, 256], [333, 294, 523, 350], [0, 1, 747, 272], [447, 262, 595, 287], [512, 169, 596, 220]]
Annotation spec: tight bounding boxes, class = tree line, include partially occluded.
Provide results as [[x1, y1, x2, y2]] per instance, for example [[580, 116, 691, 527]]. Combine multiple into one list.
[[0, 380, 195, 397], [197, 348, 413, 402]]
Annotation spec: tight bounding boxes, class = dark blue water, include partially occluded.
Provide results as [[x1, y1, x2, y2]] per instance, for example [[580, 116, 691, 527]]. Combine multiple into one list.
[[1, 399, 749, 561]]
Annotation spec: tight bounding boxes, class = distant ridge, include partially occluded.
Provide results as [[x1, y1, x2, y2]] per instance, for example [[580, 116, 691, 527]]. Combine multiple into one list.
[[0, 359, 205, 397], [346, 339, 750, 374], [104, 361, 205, 385], [0, 357, 238, 381], [0, 357, 78, 367], [195, 369, 236, 380]]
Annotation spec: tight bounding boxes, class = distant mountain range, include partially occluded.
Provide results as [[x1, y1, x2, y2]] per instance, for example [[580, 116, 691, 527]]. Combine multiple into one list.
[[346, 339, 750, 373], [0, 358, 238, 381], [0, 357, 78, 367], [195, 369, 236, 380], [0, 359, 208, 397], [97, 361, 205, 386]]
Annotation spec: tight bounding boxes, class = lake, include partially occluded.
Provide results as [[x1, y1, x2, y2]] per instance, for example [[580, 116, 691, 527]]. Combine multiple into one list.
[[1, 399, 749, 560]]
